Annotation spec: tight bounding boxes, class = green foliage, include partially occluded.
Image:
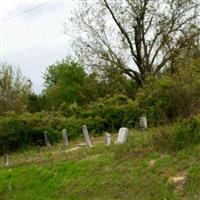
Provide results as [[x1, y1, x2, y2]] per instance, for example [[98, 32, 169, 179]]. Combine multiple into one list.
[[43, 58, 99, 107], [56, 94, 140, 136], [80, 94, 140, 132], [0, 112, 66, 154], [136, 76, 175, 125], [27, 94, 47, 113], [65, 116, 83, 139], [135, 57, 200, 125], [84, 116, 106, 135], [1, 129, 200, 200], [152, 116, 200, 152], [2, 53, 200, 155], [43, 58, 137, 111]]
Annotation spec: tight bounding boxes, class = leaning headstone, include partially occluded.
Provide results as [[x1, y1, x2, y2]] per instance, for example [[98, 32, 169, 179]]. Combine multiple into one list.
[[62, 129, 69, 147], [140, 116, 148, 130], [4, 154, 9, 167], [105, 132, 111, 146], [44, 131, 51, 150], [117, 127, 129, 144], [82, 125, 92, 147]]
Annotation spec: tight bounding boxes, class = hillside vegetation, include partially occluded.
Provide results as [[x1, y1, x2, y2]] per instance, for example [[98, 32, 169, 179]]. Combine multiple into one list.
[[1, 1, 200, 199], [0, 128, 200, 200]]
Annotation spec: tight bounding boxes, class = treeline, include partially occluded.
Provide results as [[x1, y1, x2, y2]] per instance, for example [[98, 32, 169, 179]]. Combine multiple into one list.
[[1, 49, 200, 154], [0, 59, 138, 154]]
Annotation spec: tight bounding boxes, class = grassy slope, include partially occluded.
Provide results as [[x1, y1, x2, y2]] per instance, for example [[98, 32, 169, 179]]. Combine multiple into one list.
[[0, 129, 200, 200]]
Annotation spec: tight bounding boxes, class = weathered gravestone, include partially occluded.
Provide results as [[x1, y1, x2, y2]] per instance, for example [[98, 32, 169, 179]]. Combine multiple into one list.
[[4, 154, 9, 167], [117, 127, 129, 144], [105, 132, 111, 146], [44, 131, 51, 150], [140, 116, 148, 130], [82, 125, 93, 147], [62, 129, 69, 147]]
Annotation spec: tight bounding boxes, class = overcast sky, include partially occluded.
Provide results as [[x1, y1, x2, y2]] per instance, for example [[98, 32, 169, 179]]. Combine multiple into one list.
[[0, 0, 78, 93]]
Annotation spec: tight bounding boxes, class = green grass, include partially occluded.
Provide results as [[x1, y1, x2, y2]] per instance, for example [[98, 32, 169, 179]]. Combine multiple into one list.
[[0, 128, 200, 200]]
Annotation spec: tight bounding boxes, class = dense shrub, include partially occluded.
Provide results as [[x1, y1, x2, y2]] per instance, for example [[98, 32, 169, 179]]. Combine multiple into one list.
[[65, 116, 83, 138], [84, 116, 106, 134], [136, 76, 175, 126], [0, 112, 66, 154], [80, 94, 141, 132], [135, 58, 200, 125], [152, 116, 200, 152], [0, 93, 144, 154], [16, 86, 200, 153]]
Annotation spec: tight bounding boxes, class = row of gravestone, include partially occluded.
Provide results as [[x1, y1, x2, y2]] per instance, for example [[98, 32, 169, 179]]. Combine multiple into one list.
[[44, 125, 130, 149], [45, 115, 148, 149], [3, 116, 148, 167]]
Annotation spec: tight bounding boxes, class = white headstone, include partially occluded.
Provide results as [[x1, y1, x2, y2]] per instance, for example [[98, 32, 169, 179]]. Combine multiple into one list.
[[44, 131, 51, 150], [140, 116, 148, 130], [82, 125, 93, 147], [105, 132, 111, 146], [62, 129, 69, 147], [117, 127, 129, 144], [4, 154, 9, 167]]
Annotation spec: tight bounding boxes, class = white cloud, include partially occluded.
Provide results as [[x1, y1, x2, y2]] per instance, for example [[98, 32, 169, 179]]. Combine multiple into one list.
[[0, 0, 78, 93]]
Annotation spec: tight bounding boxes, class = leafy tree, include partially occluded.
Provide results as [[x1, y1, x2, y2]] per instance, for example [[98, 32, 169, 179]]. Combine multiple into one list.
[[0, 63, 32, 115], [67, 0, 199, 85], [43, 58, 99, 108]]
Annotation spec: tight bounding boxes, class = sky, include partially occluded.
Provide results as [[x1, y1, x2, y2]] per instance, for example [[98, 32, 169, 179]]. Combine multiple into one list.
[[0, 0, 78, 94]]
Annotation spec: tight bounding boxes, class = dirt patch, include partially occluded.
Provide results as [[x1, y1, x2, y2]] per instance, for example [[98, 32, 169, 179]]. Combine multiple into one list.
[[168, 172, 187, 191], [149, 159, 156, 167]]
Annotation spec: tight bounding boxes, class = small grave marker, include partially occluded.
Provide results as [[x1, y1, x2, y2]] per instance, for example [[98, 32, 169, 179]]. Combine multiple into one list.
[[62, 129, 69, 147], [105, 132, 111, 146], [4, 154, 9, 167], [44, 131, 51, 150], [140, 116, 148, 130]]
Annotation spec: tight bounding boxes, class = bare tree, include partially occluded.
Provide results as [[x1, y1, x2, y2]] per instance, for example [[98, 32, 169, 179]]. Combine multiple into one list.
[[0, 63, 32, 114], [66, 0, 199, 85]]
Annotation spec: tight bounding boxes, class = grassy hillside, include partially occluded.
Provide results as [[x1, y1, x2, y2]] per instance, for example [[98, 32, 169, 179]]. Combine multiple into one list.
[[0, 129, 200, 200]]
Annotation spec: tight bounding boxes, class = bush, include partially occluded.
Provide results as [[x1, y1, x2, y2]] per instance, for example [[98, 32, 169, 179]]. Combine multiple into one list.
[[63, 94, 140, 135], [65, 116, 83, 138], [152, 116, 200, 152], [0, 112, 65, 154], [136, 76, 176, 126], [1, 95, 140, 154], [85, 116, 106, 134], [80, 94, 141, 132], [135, 58, 200, 126]]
